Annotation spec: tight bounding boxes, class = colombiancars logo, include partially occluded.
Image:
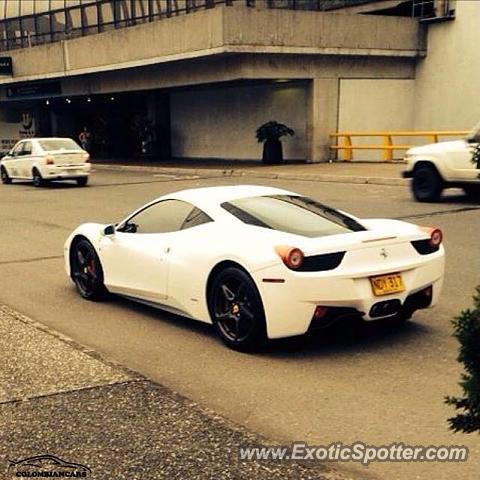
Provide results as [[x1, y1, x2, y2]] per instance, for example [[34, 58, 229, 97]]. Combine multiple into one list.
[[7, 455, 91, 478]]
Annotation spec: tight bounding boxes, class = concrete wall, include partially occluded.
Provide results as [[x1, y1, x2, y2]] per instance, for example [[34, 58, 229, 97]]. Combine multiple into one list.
[[413, 0, 480, 131], [338, 79, 415, 161], [0, 5, 423, 85], [170, 83, 307, 161]]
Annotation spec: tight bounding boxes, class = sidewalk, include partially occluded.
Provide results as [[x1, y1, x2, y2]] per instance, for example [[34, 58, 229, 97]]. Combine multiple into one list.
[[93, 159, 408, 187], [0, 304, 354, 480]]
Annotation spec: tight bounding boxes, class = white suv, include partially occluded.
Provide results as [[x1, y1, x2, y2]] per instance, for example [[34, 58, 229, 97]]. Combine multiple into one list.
[[402, 123, 480, 202], [0, 137, 91, 187]]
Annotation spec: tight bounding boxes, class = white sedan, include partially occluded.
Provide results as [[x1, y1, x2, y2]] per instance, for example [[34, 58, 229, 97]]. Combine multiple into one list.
[[64, 185, 445, 351], [1, 137, 91, 187]]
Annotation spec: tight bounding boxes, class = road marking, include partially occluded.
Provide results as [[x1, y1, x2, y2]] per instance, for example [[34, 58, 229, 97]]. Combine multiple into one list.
[[0, 255, 63, 266]]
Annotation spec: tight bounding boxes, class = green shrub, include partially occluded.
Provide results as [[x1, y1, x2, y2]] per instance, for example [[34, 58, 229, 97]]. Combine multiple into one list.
[[445, 287, 480, 433]]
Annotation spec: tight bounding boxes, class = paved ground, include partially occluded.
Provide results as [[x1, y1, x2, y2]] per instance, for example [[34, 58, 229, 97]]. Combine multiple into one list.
[[0, 167, 479, 480], [0, 305, 348, 480]]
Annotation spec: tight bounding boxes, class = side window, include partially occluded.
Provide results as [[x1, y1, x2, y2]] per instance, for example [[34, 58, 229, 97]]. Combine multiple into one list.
[[22, 141, 32, 155], [181, 207, 213, 230], [11, 143, 24, 156], [121, 200, 208, 234]]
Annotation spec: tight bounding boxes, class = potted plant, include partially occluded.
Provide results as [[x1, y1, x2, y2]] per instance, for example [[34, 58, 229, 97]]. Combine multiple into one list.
[[256, 121, 295, 165]]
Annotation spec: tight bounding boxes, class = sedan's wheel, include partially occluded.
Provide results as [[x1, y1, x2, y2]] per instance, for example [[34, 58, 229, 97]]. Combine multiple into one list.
[[412, 165, 443, 202], [209, 267, 267, 352], [0, 167, 11, 184], [76, 177, 88, 187], [71, 238, 107, 301], [32, 168, 45, 187]]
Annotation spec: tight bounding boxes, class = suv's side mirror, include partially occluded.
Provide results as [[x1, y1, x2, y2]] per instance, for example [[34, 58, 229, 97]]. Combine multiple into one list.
[[103, 225, 115, 236]]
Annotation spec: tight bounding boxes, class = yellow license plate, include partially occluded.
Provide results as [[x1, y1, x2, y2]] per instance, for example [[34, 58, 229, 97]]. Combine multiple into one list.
[[370, 273, 405, 296]]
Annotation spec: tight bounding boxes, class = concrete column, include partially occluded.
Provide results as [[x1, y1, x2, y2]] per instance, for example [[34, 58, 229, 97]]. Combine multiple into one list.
[[307, 78, 339, 163]]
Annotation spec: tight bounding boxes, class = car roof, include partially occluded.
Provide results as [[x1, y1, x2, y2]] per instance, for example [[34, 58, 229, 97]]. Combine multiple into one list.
[[166, 185, 296, 206]]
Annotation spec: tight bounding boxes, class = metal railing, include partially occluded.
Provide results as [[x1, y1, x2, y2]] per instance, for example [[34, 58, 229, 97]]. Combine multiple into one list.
[[330, 131, 469, 161]]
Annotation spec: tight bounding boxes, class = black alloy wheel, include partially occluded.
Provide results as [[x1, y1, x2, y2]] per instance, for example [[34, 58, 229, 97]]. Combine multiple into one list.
[[71, 239, 107, 300], [209, 267, 267, 352], [411, 165, 443, 202], [0, 167, 11, 184]]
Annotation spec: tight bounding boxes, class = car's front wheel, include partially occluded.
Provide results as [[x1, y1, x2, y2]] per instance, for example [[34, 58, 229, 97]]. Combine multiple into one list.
[[0, 166, 11, 184], [71, 238, 107, 301], [412, 165, 443, 202], [208, 267, 267, 352]]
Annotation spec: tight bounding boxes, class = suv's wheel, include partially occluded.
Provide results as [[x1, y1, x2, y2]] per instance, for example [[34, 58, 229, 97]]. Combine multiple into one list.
[[32, 168, 45, 187], [412, 165, 443, 202], [1, 166, 11, 184], [70, 238, 107, 300], [208, 267, 267, 352]]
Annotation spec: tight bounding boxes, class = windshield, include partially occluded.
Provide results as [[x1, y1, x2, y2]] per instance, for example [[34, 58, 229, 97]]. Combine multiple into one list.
[[38, 139, 83, 151], [221, 195, 366, 238]]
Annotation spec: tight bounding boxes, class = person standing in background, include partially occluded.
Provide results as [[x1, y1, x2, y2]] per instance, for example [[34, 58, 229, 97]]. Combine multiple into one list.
[[78, 126, 92, 153]]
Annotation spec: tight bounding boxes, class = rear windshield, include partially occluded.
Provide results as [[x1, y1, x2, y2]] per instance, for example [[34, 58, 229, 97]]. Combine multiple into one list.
[[38, 139, 83, 151], [221, 195, 366, 238]]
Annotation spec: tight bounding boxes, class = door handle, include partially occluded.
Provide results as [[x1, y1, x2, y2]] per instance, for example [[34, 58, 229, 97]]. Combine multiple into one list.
[[164, 247, 171, 254]]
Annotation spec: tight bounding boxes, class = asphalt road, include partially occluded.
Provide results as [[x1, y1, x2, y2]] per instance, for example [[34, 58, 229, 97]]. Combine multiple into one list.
[[1, 170, 479, 480]]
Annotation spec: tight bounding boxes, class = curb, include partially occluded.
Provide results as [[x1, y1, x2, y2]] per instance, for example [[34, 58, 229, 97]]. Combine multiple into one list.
[[93, 163, 407, 187]]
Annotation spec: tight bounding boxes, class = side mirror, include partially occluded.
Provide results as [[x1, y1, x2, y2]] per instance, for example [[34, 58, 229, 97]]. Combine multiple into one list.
[[103, 225, 115, 236]]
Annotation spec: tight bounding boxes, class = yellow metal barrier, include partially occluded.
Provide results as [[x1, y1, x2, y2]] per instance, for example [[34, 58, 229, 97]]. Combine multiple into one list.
[[330, 131, 469, 161]]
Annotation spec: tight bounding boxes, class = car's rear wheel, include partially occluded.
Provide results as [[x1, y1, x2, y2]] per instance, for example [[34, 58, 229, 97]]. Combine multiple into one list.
[[76, 177, 88, 187], [71, 238, 107, 301], [0, 166, 11, 184], [32, 168, 45, 187], [412, 165, 443, 202], [208, 267, 267, 352]]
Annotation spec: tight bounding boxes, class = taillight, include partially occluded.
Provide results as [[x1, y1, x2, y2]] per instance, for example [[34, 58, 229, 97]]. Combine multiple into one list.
[[44, 156, 54, 165], [275, 245, 304, 270], [429, 228, 443, 248], [419, 226, 443, 248], [83, 153, 90, 163]]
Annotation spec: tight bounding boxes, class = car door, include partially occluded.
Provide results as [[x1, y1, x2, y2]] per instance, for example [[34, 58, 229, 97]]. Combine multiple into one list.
[[18, 140, 34, 178], [99, 199, 197, 304], [444, 139, 478, 181], [5, 142, 25, 178]]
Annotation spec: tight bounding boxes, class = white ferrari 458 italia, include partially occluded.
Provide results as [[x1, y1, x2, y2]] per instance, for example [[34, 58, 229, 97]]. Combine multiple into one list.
[[65, 185, 445, 351]]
